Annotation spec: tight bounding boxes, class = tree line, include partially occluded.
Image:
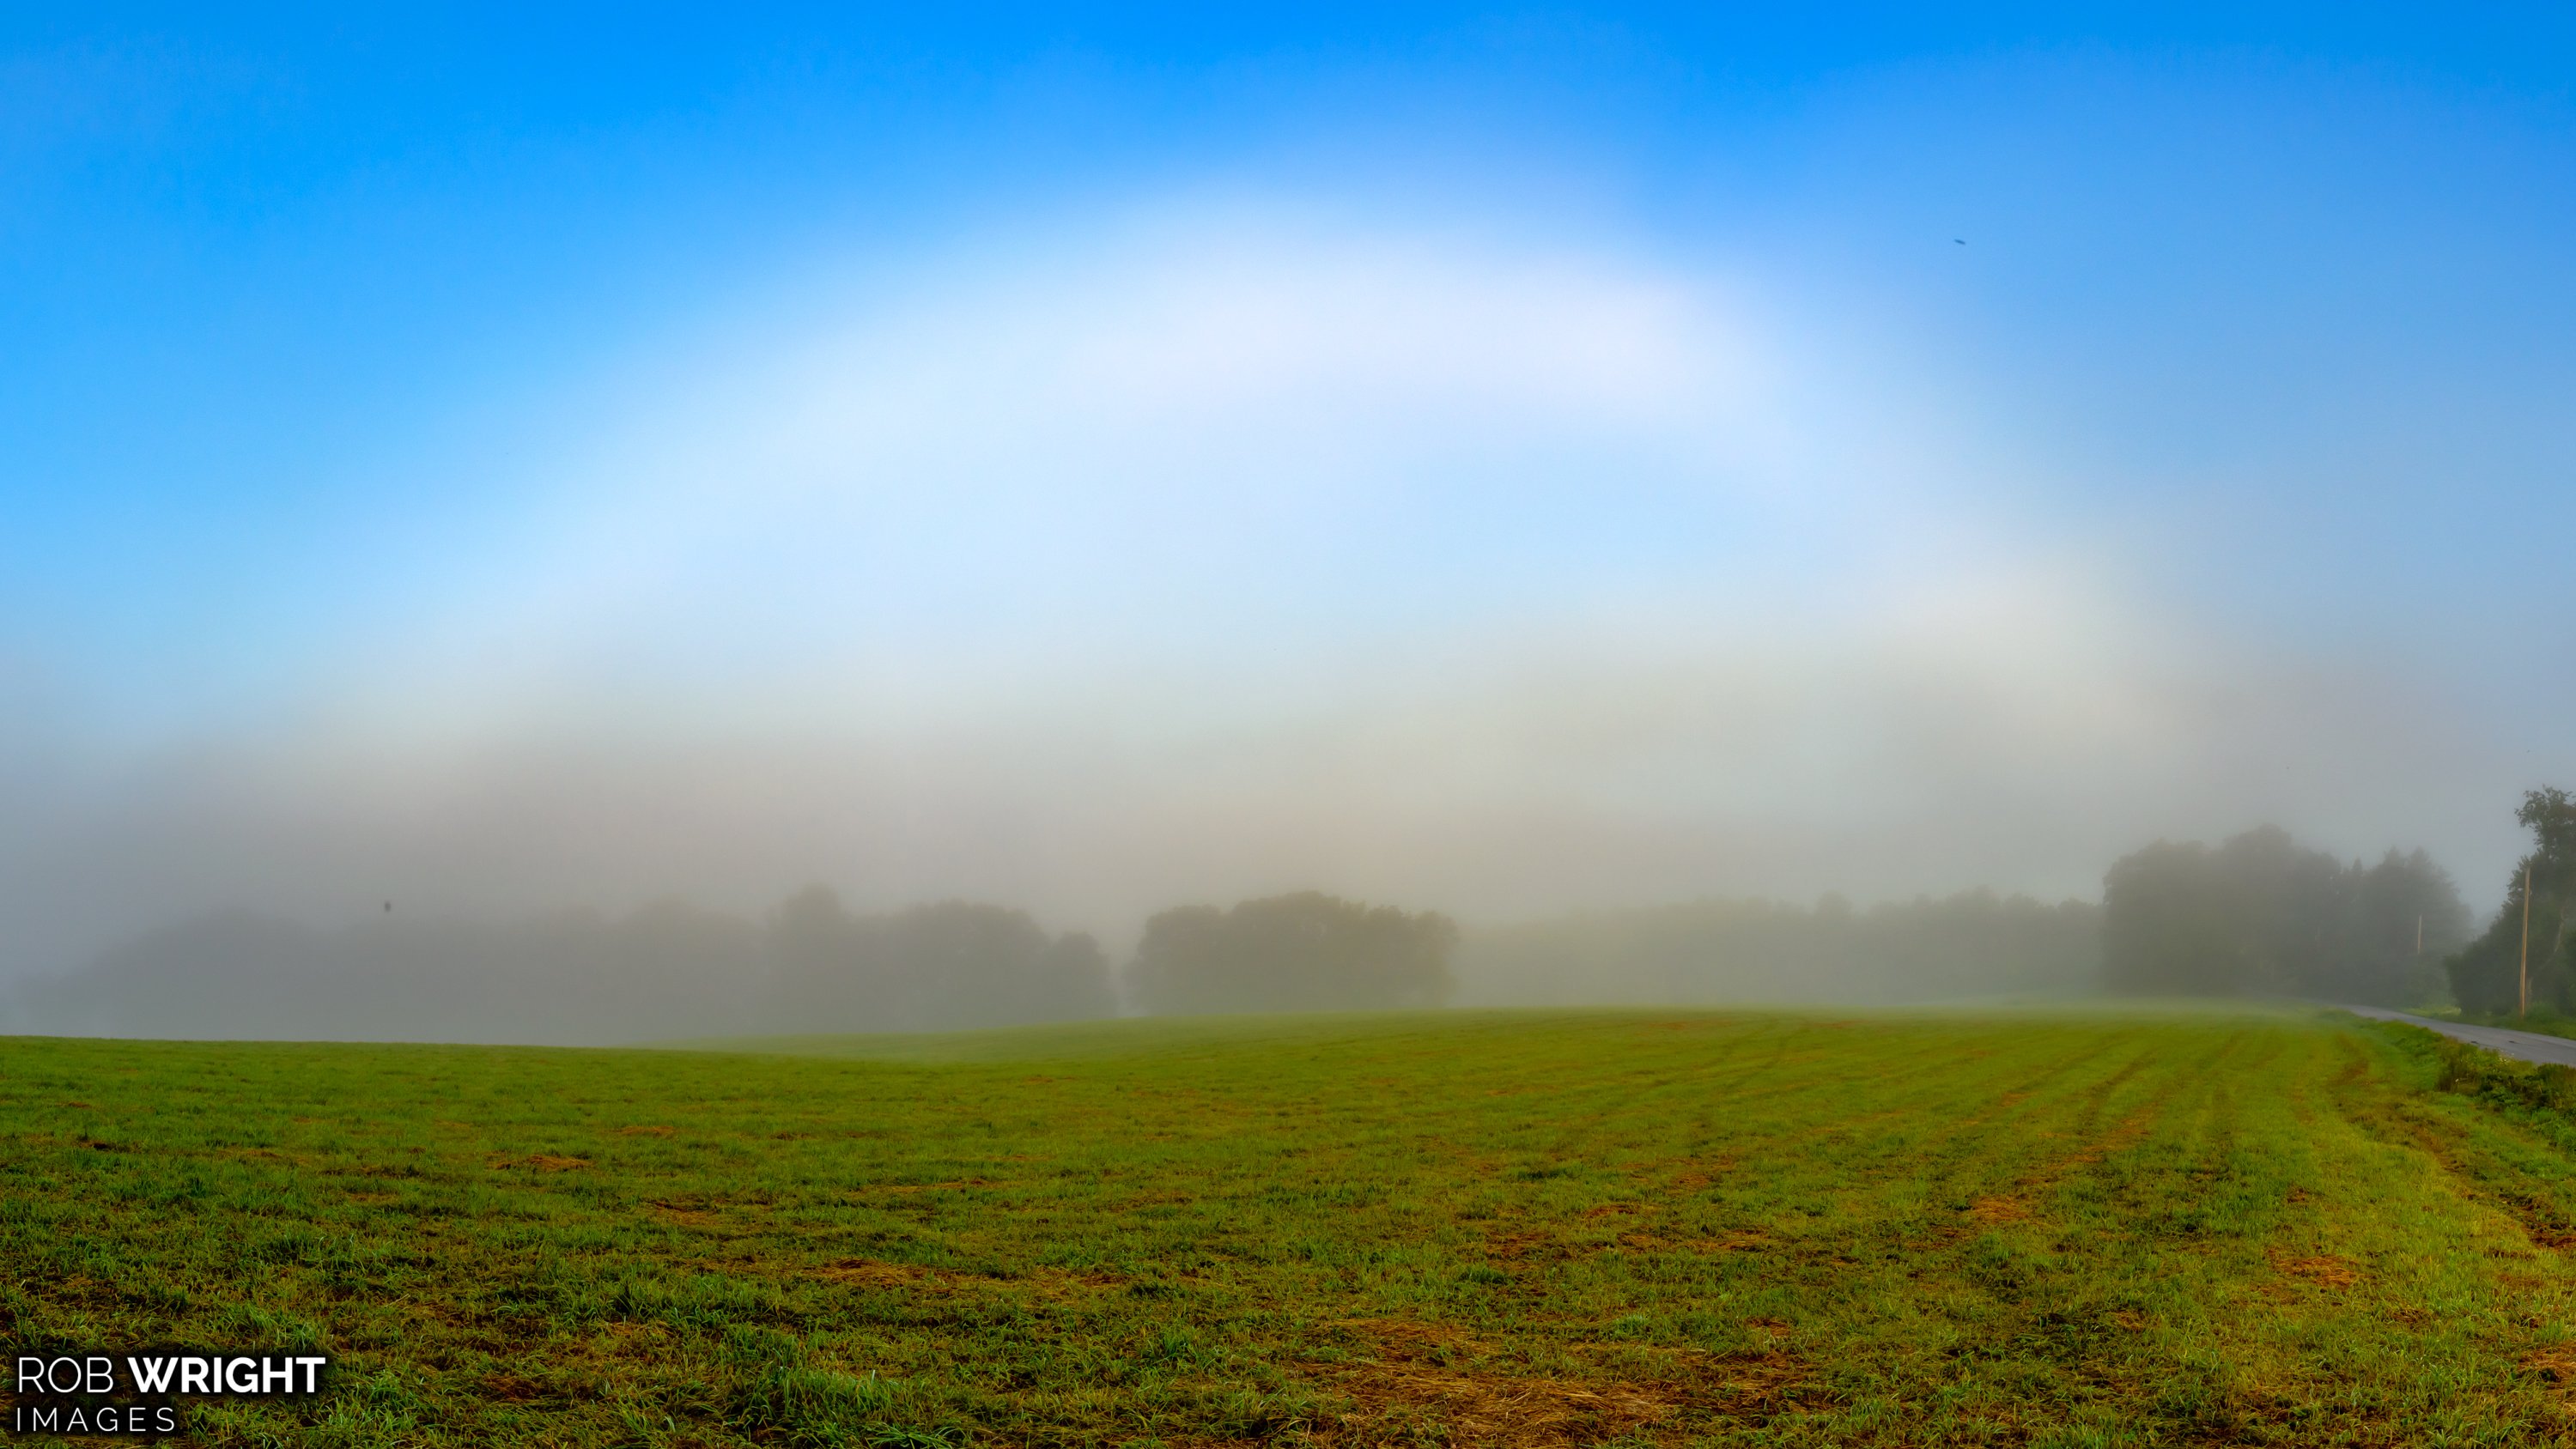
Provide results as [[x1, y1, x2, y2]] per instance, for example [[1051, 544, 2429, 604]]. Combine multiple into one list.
[[2094, 795, 2576, 1012], [8, 888, 1460, 1044], [2445, 787, 2576, 1015], [17, 798, 2550, 1042], [2099, 826, 2467, 1004]]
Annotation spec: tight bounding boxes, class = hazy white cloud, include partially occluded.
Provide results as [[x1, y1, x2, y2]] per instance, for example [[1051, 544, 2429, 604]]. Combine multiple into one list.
[[385, 206, 1789, 715], [329, 202, 2066, 743]]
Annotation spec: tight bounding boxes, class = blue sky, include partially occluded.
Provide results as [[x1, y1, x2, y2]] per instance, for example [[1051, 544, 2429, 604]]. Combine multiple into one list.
[[3, 6, 2573, 972]]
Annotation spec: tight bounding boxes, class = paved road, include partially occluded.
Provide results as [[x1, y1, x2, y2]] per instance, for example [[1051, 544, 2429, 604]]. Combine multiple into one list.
[[2336, 1003, 2576, 1070]]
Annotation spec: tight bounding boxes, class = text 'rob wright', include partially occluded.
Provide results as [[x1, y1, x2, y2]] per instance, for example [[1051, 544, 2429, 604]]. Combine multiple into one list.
[[11, 1351, 330, 1437]]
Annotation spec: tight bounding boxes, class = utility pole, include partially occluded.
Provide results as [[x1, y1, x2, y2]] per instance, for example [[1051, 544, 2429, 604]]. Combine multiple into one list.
[[2522, 862, 2534, 1018], [2416, 913, 2423, 955]]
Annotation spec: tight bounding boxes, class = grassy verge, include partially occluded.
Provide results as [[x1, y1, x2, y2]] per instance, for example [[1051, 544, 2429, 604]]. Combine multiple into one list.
[[6, 1008, 2576, 1446], [2429, 1005, 2576, 1046]]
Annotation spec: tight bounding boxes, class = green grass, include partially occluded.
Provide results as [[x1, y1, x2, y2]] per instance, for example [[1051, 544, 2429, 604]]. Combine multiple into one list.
[[8, 1007, 2576, 1446]]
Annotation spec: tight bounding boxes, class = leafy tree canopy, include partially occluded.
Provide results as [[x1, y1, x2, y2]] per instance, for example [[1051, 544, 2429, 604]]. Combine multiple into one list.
[[2450, 787, 2576, 1015], [1126, 891, 1458, 1016], [2104, 827, 2464, 1005]]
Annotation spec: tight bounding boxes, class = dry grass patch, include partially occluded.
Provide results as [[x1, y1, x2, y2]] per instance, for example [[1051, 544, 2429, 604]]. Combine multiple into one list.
[[1324, 1319, 1689, 1447], [493, 1152, 591, 1172], [2269, 1249, 2362, 1288]]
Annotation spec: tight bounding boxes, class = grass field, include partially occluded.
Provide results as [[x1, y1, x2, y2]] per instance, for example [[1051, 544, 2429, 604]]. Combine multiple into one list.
[[9, 1008, 2576, 1446]]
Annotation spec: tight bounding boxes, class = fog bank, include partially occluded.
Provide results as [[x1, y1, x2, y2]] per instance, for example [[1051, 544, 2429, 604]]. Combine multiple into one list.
[[10, 894, 1109, 1046], [1455, 892, 2103, 1008]]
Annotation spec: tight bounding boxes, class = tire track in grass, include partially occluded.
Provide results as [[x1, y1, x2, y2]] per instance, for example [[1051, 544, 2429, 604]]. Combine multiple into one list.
[[1906, 1028, 2177, 1235], [1952, 1025, 2354, 1443], [1637, 1025, 2210, 1442], [1850, 1026, 2158, 1179], [2263, 1028, 2576, 1439]]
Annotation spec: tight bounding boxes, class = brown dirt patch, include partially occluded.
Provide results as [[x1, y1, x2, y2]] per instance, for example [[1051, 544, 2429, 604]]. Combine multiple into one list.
[[1485, 1230, 1566, 1262], [483, 1152, 591, 1172], [1651, 1156, 1731, 1193], [1970, 1195, 2032, 1225], [872, 1178, 1005, 1194], [1314, 1318, 1807, 1445], [2063, 1103, 2161, 1169], [1323, 1319, 1686, 1447], [481, 1372, 547, 1403], [806, 1258, 1113, 1303], [817, 1258, 957, 1290], [2527, 1350, 2576, 1385], [2270, 1249, 2360, 1288], [1334, 1367, 1679, 1445], [616, 1125, 676, 1137], [1716, 1350, 1805, 1406]]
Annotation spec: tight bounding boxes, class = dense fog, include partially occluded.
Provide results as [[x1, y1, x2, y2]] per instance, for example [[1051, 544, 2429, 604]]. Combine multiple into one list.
[[9, 11, 2576, 1047], [1454, 891, 2104, 1008], [8, 812, 2506, 1041], [9, 894, 1111, 1045]]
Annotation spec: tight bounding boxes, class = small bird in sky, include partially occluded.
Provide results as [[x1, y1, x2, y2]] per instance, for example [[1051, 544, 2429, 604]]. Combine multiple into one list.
[[383, 901, 392, 912], [1953, 238, 1965, 245]]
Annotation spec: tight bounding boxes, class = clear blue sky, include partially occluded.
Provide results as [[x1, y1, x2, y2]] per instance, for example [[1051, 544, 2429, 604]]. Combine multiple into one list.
[[3, 5, 2573, 971]]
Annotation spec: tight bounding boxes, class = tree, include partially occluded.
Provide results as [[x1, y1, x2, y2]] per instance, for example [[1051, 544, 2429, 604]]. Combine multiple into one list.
[[1126, 892, 1458, 1015], [2448, 788, 2576, 1015], [877, 900, 1115, 1029], [767, 888, 1115, 1032], [2102, 839, 2250, 995], [2348, 849, 2470, 1007], [769, 885, 896, 1028], [2103, 827, 2464, 1004]]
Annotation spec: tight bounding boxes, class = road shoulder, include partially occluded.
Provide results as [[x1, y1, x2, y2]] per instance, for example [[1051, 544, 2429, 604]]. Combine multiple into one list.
[[2335, 1003, 2576, 1070]]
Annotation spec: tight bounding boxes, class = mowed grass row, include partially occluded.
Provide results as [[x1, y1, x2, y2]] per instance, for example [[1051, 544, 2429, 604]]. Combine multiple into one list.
[[6, 1009, 2576, 1446]]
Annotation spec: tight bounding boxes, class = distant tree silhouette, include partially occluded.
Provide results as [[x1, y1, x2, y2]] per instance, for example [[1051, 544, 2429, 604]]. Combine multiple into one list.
[[2102, 827, 2463, 1003], [2447, 788, 2576, 1015], [17, 888, 1115, 1043], [1126, 891, 1457, 1015], [767, 888, 1115, 1032]]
